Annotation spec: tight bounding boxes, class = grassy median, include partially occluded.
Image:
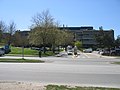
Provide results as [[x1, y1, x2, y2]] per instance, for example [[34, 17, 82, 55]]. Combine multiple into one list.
[[112, 62, 120, 65], [8, 47, 55, 57], [46, 85, 120, 90], [0, 58, 44, 63], [9, 47, 38, 55]]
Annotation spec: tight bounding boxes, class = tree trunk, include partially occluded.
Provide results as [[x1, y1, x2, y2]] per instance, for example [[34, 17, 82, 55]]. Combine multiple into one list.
[[52, 45, 55, 53], [43, 44, 46, 54]]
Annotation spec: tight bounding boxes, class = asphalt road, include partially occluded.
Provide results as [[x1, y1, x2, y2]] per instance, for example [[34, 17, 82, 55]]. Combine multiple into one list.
[[0, 52, 120, 88]]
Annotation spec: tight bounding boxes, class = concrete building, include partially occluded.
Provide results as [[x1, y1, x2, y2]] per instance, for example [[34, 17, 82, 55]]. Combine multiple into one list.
[[59, 26, 114, 48], [16, 30, 30, 37], [17, 26, 114, 48]]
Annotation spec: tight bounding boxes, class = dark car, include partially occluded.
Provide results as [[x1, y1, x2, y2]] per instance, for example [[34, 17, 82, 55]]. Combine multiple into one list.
[[102, 48, 110, 56], [0, 48, 5, 56], [3, 45, 11, 54], [115, 48, 120, 56]]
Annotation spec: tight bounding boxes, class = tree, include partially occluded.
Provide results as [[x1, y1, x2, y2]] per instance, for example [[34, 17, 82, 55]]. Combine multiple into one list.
[[115, 35, 120, 47], [30, 10, 63, 53], [13, 31, 29, 59], [0, 20, 6, 42], [95, 30, 114, 48], [31, 10, 54, 28], [75, 41, 82, 49], [47, 27, 60, 52], [13, 31, 29, 47], [99, 26, 103, 30], [30, 10, 56, 53], [13, 31, 22, 46], [7, 21, 16, 45], [29, 27, 46, 46], [95, 30, 104, 48], [103, 34, 114, 48], [63, 31, 74, 45], [29, 10, 74, 53]]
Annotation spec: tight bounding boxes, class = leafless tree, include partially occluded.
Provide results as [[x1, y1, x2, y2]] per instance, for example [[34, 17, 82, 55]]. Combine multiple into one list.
[[7, 21, 16, 45], [31, 10, 54, 27], [30, 10, 56, 53], [29, 10, 74, 53], [0, 20, 6, 42], [13, 31, 29, 47]]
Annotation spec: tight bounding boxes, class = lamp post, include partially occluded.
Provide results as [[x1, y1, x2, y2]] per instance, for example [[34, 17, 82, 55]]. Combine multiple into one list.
[[22, 45, 24, 59]]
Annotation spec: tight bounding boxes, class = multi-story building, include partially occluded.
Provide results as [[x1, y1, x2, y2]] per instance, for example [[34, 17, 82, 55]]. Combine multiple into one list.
[[16, 30, 30, 37], [59, 26, 114, 48], [17, 26, 114, 48]]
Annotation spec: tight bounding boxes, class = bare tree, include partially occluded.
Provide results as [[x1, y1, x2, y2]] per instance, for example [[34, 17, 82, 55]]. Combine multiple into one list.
[[7, 21, 16, 45], [29, 10, 74, 53], [13, 31, 29, 47], [30, 10, 56, 53], [0, 20, 6, 32], [31, 10, 54, 27], [0, 20, 6, 42]]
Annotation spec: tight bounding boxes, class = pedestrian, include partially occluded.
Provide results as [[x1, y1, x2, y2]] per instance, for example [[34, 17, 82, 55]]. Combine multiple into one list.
[[74, 46, 78, 57]]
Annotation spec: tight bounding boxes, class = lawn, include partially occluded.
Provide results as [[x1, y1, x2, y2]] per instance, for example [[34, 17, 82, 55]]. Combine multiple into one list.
[[8, 47, 55, 56], [46, 85, 120, 90], [0, 58, 44, 63], [9, 47, 39, 55], [112, 62, 120, 65]]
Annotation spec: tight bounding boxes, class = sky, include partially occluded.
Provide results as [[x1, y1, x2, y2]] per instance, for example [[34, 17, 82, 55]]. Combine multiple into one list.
[[0, 0, 120, 38]]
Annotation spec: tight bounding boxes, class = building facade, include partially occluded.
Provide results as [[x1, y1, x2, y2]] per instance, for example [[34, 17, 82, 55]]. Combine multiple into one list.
[[17, 26, 114, 48], [59, 26, 114, 48]]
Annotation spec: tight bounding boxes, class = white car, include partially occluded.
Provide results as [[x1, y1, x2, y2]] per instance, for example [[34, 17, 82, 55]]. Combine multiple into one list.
[[83, 48, 92, 53], [0, 48, 5, 56], [67, 50, 73, 55]]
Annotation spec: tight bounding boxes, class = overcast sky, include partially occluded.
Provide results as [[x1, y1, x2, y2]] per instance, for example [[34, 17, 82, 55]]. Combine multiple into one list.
[[0, 0, 120, 38]]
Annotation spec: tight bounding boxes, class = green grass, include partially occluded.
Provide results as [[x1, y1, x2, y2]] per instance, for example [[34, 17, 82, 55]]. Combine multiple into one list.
[[8, 47, 55, 57], [46, 85, 120, 90], [112, 62, 120, 65], [0, 58, 44, 63], [9, 47, 39, 55]]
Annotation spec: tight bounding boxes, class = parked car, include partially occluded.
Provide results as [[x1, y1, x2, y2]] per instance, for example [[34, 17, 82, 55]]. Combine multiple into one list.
[[83, 48, 92, 53], [67, 45, 73, 55], [31, 47, 40, 50], [102, 48, 110, 55], [114, 48, 120, 56], [0, 48, 5, 56], [110, 48, 116, 56], [98, 49, 104, 55], [67, 50, 73, 55], [3, 45, 11, 54], [97, 47, 120, 56]]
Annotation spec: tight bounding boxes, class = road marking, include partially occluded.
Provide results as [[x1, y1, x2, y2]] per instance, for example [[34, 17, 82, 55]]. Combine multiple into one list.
[[82, 53, 89, 58]]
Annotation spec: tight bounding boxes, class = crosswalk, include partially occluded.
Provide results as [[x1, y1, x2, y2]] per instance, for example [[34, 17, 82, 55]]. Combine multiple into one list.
[[64, 51, 103, 59], [57, 51, 114, 59]]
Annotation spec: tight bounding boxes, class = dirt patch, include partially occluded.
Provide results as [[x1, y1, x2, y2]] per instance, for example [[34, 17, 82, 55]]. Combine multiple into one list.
[[0, 81, 46, 90]]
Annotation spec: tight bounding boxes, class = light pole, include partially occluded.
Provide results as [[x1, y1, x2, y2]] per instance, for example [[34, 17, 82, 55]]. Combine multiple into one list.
[[22, 45, 24, 59]]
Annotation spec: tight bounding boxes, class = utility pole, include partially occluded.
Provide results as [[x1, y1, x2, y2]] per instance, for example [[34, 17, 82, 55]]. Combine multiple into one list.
[[22, 45, 24, 59]]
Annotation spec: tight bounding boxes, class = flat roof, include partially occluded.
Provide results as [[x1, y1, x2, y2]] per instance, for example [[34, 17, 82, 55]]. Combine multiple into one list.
[[59, 26, 93, 30]]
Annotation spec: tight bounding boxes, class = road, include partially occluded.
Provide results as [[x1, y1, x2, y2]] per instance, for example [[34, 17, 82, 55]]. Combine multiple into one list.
[[0, 51, 120, 88]]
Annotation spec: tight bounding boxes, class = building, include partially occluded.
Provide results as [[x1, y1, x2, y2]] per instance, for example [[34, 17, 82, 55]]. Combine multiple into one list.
[[16, 30, 30, 37], [17, 26, 114, 48], [59, 26, 114, 48]]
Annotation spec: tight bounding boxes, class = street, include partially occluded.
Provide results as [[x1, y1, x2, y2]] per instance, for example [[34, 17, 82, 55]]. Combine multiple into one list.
[[0, 51, 120, 88]]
